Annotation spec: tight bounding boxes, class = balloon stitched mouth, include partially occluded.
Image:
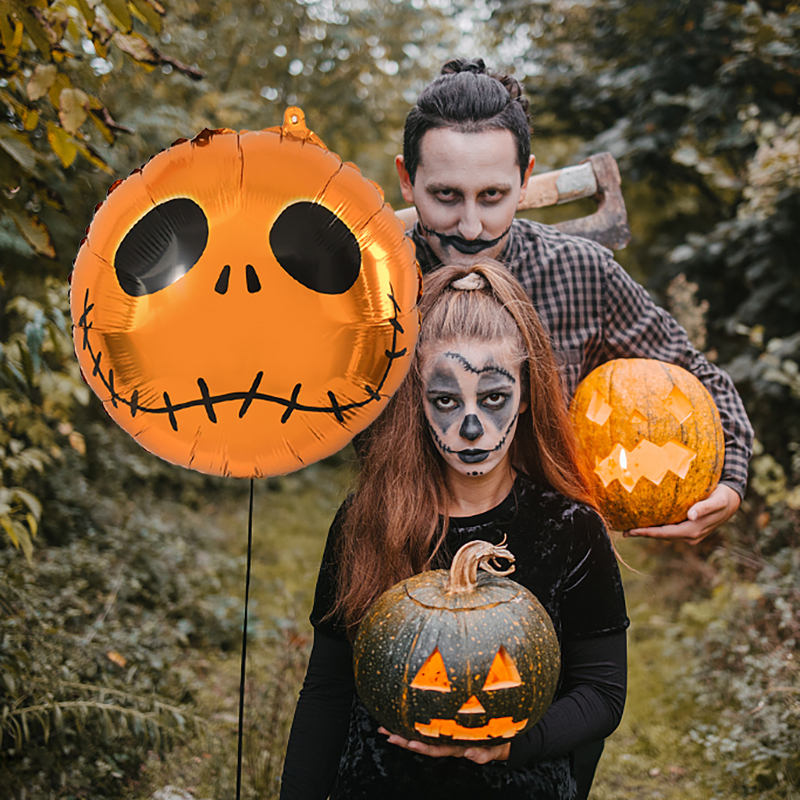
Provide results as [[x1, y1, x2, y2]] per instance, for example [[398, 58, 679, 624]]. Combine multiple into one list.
[[75, 286, 408, 433]]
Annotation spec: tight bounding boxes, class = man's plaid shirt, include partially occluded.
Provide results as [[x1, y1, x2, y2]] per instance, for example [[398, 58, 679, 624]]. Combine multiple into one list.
[[413, 219, 753, 498]]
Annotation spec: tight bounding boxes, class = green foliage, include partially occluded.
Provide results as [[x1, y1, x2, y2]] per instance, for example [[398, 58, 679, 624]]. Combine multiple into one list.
[[0, 0, 201, 261], [0, 277, 88, 557], [0, 465, 245, 798], [488, 0, 800, 466], [677, 496, 800, 796], [109, 0, 457, 205], [490, 0, 799, 189]]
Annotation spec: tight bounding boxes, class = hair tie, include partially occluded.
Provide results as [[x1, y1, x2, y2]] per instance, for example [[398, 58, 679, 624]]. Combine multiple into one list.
[[451, 272, 486, 291]]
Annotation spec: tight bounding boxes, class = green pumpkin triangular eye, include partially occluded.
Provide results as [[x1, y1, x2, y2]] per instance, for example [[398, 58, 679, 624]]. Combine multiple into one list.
[[482, 646, 522, 690], [410, 647, 452, 692]]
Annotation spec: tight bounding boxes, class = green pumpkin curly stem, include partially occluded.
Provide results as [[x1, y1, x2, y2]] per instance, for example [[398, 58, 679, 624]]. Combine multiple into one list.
[[446, 537, 516, 594]]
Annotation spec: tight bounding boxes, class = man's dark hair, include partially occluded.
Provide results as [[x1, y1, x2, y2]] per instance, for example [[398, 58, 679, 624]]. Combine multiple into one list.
[[403, 57, 532, 184]]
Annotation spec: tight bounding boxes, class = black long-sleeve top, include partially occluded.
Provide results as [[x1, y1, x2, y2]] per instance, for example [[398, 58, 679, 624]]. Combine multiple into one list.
[[281, 475, 629, 799]]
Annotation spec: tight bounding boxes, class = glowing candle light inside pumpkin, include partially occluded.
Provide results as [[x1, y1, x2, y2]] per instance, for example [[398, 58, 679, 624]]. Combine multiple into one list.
[[619, 448, 629, 475]]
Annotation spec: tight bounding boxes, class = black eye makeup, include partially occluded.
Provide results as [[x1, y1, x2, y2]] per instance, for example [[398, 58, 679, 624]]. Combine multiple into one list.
[[429, 394, 460, 412], [481, 392, 510, 410]]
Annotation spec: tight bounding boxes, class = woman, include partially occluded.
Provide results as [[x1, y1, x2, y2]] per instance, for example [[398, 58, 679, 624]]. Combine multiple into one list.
[[280, 262, 628, 800]]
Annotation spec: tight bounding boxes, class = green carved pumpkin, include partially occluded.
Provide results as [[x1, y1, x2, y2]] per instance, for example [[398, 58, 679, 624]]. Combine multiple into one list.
[[353, 540, 560, 746]]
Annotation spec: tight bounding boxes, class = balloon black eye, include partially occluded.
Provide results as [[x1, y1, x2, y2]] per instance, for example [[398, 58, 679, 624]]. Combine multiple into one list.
[[269, 201, 361, 294], [114, 198, 209, 297]]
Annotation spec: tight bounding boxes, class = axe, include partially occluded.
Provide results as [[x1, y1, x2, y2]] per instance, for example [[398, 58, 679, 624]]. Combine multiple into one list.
[[519, 152, 631, 251], [396, 151, 631, 251]]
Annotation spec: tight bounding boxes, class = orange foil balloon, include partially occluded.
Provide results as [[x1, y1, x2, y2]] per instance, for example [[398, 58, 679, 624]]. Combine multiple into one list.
[[70, 108, 420, 478]]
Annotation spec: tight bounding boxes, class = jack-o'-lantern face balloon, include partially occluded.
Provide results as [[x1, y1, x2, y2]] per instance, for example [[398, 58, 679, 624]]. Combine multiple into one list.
[[70, 108, 420, 477], [570, 358, 724, 531], [353, 541, 560, 746]]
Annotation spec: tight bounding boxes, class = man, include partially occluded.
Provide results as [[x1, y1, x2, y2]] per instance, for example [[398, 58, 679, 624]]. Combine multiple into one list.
[[395, 57, 753, 546]]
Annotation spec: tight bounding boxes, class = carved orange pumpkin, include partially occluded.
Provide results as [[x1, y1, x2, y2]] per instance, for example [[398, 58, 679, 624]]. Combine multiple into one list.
[[70, 108, 419, 478], [570, 358, 724, 531], [353, 541, 560, 746]]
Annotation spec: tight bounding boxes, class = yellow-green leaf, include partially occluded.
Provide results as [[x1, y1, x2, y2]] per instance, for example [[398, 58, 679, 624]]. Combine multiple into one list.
[[1, 516, 20, 548], [11, 487, 42, 518], [88, 109, 113, 143], [58, 88, 89, 134], [74, 140, 113, 173], [47, 123, 78, 168], [8, 208, 56, 257], [104, 0, 132, 32], [0, 14, 14, 50], [130, 0, 164, 33], [8, 3, 51, 57], [23, 109, 39, 131], [0, 126, 37, 171], [1, 17, 23, 59], [48, 72, 72, 108], [26, 512, 38, 538], [27, 64, 58, 101], [0, 88, 28, 119], [74, 0, 95, 27], [1, 516, 32, 561]]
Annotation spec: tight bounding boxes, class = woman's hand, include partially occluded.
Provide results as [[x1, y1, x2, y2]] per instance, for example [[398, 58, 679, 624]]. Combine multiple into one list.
[[379, 727, 510, 764]]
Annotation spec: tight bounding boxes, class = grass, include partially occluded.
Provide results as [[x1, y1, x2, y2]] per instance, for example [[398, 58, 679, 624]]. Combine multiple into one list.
[[129, 456, 353, 799]]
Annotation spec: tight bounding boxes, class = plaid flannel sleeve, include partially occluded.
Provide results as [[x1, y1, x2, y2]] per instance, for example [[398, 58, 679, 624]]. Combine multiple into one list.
[[600, 256, 754, 498]]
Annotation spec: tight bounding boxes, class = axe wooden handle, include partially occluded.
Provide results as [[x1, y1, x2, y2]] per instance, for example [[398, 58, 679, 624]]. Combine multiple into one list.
[[519, 152, 631, 250], [519, 161, 598, 208]]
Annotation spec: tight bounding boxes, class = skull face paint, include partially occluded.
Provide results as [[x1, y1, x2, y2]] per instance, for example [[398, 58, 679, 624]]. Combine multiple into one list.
[[421, 340, 523, 478]]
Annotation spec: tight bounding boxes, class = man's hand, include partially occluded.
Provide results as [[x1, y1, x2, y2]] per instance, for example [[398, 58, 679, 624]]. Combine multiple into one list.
[[379, 727, 510, 764], [623, 484, 741, 545]]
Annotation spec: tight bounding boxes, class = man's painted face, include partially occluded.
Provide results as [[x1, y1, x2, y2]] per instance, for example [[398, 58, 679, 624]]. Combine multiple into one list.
[[397, 128, 534, 266], [421, 339, 524, 478]]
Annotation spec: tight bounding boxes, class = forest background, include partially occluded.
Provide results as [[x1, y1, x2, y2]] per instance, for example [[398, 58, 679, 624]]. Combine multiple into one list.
[[0, 0, 798, 798]]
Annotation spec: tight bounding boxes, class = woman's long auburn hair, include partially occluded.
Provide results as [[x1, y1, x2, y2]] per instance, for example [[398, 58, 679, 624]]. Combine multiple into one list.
[[332, 261, 597, 633]]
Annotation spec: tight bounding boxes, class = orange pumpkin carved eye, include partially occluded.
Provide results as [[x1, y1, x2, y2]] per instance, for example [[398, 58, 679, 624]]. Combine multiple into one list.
[[410, 647, 451, 692], [664, 385, 693, 423], [482, 646, 523, 690]]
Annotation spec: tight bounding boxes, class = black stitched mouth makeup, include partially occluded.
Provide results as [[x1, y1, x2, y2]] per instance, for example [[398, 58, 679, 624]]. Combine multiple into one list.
[[426, 413, 518, 459]]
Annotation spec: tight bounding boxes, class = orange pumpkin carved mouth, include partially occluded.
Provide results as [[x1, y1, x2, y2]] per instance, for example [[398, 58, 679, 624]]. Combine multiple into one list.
[[593, 439, 697, 491]]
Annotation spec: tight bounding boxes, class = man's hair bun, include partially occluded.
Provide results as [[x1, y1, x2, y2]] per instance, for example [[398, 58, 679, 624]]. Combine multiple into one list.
[[441, 57, 487, 76]]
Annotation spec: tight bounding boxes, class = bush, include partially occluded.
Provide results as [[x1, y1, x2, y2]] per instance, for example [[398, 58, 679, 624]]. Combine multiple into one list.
[[666, 492, 800, 797], [0, 450, 246, 798]]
